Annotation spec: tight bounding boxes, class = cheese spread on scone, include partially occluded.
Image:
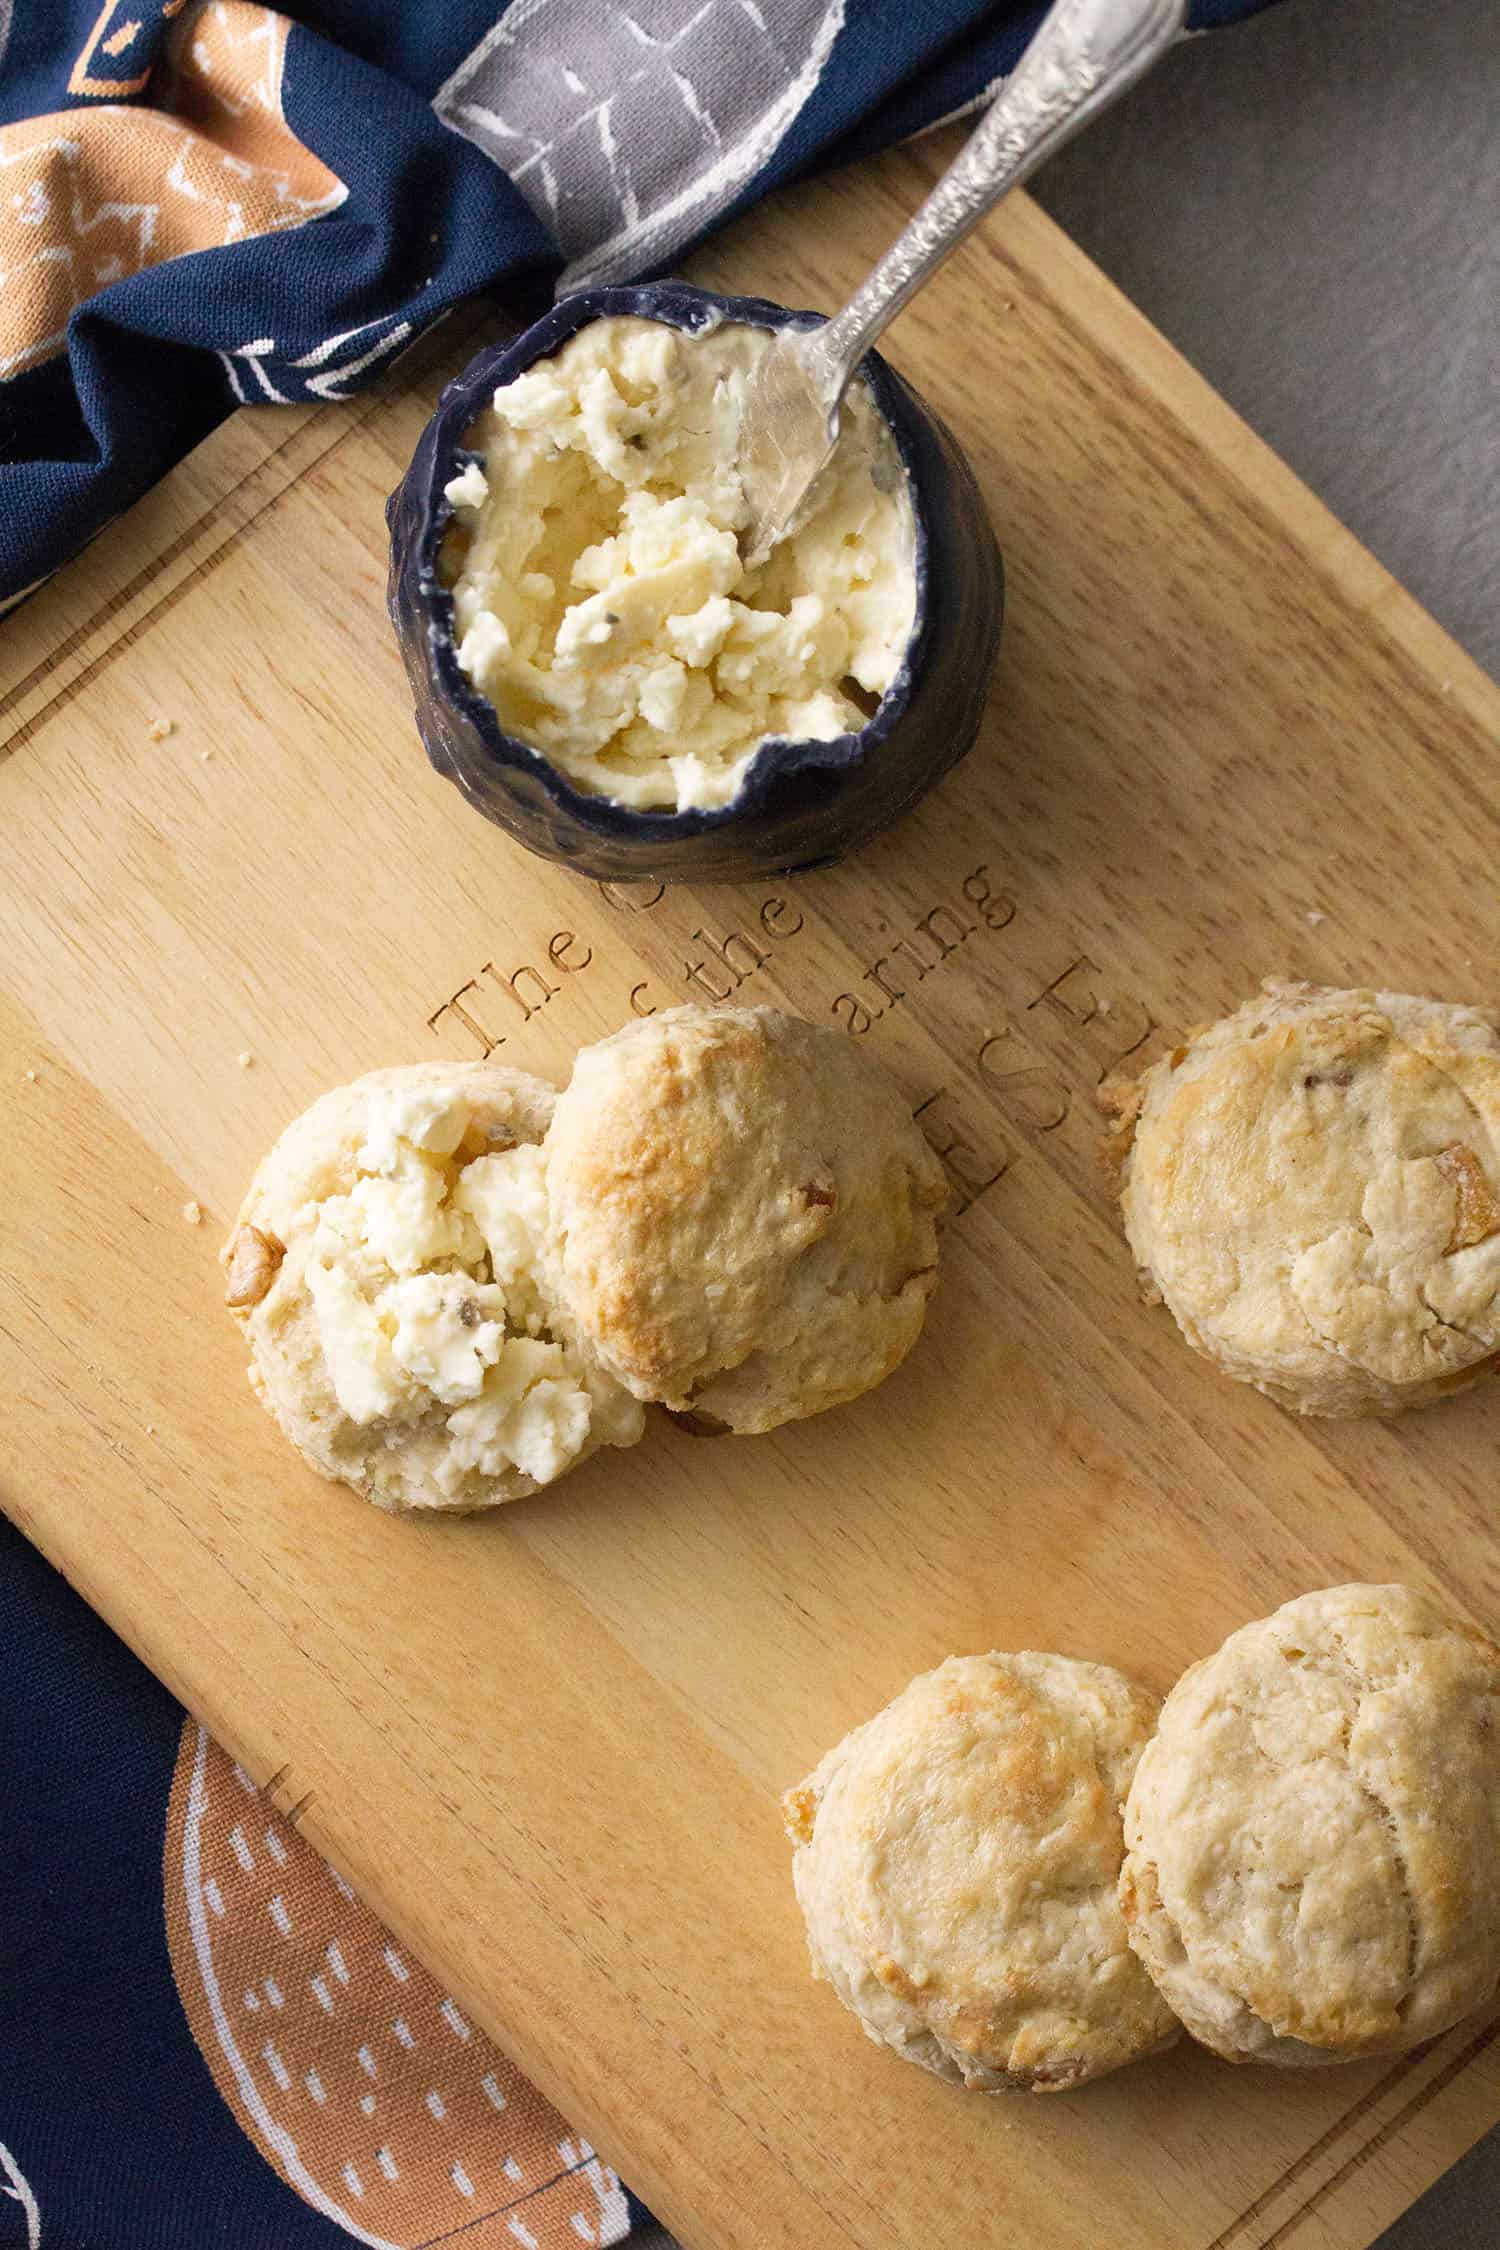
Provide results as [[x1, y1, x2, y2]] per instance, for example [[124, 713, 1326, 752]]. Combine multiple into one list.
[[223, 1064, 643, 1513]]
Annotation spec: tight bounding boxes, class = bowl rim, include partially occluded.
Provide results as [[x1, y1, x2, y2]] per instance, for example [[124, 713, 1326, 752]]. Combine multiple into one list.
[[400, 279, 936, 840]]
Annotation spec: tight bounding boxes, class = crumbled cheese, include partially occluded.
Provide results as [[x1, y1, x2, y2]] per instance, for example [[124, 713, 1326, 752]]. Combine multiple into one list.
[[383, 1272, 507, 1404], [183, 1199, 203, 1226], [446, 315, 916, 811], [358, 1083, 469, 1173], [307, 1255, 406, 1421], [453, 1144, 552, 1332], [444, 459, 490, 512], [445, 1344, 594, 1488], [148, 716, 173, 741], [300, 1085, 626, 1485]]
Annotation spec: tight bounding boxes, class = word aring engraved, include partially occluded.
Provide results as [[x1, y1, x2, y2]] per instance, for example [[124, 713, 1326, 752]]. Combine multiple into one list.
[[832, 866, 1016, 1035]]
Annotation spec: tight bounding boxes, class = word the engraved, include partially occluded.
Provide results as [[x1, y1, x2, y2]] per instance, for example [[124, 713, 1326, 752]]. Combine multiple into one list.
[[427, 930, 595, 1055]]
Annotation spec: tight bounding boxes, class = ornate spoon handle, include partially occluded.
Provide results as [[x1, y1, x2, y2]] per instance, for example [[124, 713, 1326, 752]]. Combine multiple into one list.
[[806, 0, 1187, 405]]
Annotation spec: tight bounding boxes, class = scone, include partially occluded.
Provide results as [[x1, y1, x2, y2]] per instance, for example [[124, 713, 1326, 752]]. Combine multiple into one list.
[[223, 1063, 644, 1512], [1109, 979, 1500, 1415], [783, 1653, 1180, 2093], [542, 1006, 947, 1433], [1120, 1584, 1500, 2067]]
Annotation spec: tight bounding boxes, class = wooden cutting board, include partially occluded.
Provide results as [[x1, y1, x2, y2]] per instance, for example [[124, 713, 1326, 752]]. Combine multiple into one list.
[[5, 132, 1500, 2250]]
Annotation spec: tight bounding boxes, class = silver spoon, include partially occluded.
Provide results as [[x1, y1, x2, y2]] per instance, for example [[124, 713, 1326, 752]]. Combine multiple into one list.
[[737, 0, 1187, 567]]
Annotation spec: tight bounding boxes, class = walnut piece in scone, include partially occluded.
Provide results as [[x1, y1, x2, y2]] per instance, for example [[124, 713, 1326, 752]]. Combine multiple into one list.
[[785, 1653, 1180, 2093], [1106, 979, 1500, 1415], [542, 1005, 947, 1434], [1120, 1583, 1500, 2066], [223, 1063, 644, 1513]]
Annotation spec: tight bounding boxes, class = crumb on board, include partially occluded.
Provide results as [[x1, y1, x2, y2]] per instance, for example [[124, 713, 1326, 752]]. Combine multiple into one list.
[[23, 1068, 37, 1082], [237, 1051, 255, 1069], [1306, 910, 1327, 926], [147, 716, 174, 741], [145, 1423, 157, 1435], [182, 1199, 203, 1227], [200, 748, 213, 762]]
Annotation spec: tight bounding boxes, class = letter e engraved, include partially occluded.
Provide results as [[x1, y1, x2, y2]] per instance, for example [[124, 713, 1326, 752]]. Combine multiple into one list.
[[760, 895, 805, 939], [976, 1026, 1071, 1131], [427, 979, 502, 1057], [914, 1087, 1011, 1217], [548, 930, 593, 973]]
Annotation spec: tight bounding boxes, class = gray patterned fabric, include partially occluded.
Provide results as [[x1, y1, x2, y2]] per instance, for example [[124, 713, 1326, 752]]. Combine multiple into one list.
[[434, 0, 846, 285]]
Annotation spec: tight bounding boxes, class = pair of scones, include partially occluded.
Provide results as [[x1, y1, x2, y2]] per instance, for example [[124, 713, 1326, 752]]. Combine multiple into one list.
[[223, 1006, 946, 1511], [1112, 979, 1500, 1416], [785, 1583, 1500, 2093]]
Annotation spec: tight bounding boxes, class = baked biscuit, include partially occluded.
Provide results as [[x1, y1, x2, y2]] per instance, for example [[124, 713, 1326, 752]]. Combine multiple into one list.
[[1110, 980, 1500, 1415], [224, 1063, 644, 1513], [1120, 1584, 1500, 2066], [784, 1653, 1180, 2093], [543, 1006, 947, 1432]]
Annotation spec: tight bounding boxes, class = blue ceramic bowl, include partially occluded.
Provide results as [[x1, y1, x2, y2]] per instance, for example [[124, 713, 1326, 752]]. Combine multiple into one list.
[[387, 282, 1003, 883]]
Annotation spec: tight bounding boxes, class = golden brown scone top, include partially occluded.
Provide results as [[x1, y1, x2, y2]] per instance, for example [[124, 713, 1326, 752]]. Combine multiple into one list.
[[1114, 980, 1500, 1415], [785, 1652, 1180, 2093], [543, 1006, 947, 1432], [1120, 1583, 1500, 2066]]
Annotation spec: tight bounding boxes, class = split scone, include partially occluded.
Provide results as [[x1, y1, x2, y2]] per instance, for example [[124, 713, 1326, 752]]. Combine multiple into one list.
[[543, 1006, 947, 1432], [1109, 980, 1500, 1415], [222, 1063, 643, 1512], [1120, 1583, 1500, 2067], [783, 1653, 1180, 2093]]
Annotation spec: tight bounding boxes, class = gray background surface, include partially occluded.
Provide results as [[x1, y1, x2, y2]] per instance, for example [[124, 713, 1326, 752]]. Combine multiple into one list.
[[643, 0, 1500, 2240]]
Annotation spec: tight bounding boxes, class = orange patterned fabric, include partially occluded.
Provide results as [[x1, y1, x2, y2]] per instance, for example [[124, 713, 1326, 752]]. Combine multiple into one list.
[[164, 1721, 631, 2248], [0, 2, 343, 380]]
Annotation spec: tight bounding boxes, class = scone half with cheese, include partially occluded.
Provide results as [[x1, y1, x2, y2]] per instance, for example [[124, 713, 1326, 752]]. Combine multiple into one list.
[[1120, 1583, 1500, 2066], [1109, 979, 1500, 1415], [784, 1653, 1180, 2093], [543, 1005, 947, 1434], [223, 1063, 644, 1512]]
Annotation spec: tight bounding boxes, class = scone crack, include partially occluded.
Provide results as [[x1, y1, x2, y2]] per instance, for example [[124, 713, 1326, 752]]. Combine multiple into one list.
[[1314, 1627, 1423, 2014]]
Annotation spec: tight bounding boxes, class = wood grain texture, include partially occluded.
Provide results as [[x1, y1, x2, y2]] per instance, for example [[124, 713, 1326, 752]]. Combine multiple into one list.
[[3, 132, 1499, 2250]]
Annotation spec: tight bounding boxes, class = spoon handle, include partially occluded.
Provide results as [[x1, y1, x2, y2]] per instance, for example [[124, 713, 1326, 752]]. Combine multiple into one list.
[[805, 0, 1187, 400]]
